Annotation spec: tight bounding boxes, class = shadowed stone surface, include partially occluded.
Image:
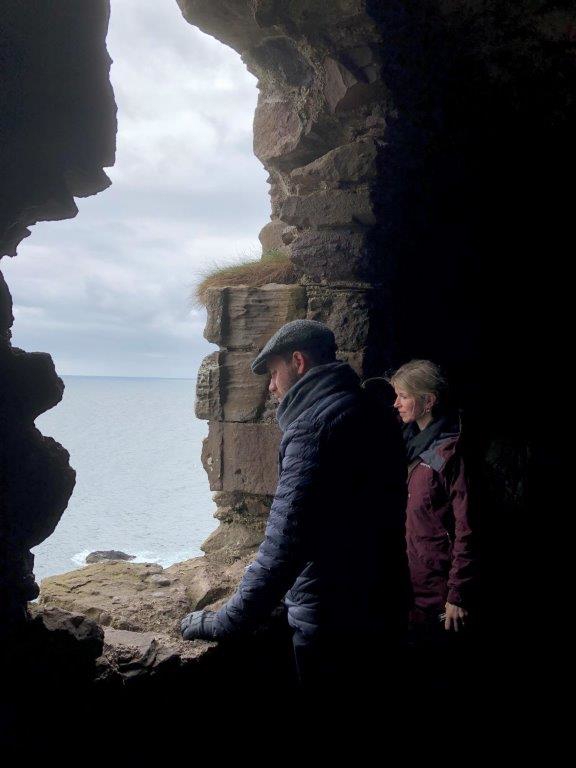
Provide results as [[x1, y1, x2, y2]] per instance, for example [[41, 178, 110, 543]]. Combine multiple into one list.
[[0, 0, 115, 634]]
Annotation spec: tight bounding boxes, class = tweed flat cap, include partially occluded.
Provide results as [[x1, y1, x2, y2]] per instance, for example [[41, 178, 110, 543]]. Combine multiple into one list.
[[251, 319, 337, 375]]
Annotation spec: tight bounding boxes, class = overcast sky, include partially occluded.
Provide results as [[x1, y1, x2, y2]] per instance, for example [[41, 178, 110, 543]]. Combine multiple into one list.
[[2, 0, 270, 378]]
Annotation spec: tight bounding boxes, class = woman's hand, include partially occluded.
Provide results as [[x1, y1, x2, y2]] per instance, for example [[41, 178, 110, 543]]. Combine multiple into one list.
[[444, 602, 468, 632]]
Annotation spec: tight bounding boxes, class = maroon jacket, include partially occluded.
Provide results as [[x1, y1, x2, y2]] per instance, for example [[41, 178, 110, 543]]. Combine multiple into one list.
[[406, 429, 475, 614]]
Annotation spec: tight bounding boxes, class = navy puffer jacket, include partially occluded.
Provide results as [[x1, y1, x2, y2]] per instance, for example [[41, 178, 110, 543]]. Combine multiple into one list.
[[213, 361, 410, 639]]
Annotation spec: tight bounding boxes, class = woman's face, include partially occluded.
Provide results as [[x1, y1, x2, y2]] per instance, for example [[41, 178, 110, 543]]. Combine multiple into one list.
[[393, 387, 425, 424]]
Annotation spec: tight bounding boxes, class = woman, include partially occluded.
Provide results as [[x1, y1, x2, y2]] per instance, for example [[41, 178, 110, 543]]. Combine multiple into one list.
[[388, 359, 476, 638]]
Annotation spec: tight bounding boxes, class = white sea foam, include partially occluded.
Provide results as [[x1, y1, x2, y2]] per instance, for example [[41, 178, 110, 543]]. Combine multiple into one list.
[[71, 549, 91, 567], [71, 547, 200, 570]]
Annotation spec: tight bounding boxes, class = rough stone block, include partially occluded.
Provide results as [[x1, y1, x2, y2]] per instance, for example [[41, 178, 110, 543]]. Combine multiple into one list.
[[195, 351, 223, 421], [306, 286, 384, 351], [221, 351, 270, 421], [254, 95, 304, 163], [280, 187, 376, 229], [290, 138, 379, 193], [201, 422, 281, 495], [204, 284, 307, 350], [324, 57, 358, 112], [196, 350, 270, 422], [291, 228, 375, 282], [200, 520, 265, 564], [258, 218, 290, 254], [324, 56, 385, 113], [212, 491, 273, 522]]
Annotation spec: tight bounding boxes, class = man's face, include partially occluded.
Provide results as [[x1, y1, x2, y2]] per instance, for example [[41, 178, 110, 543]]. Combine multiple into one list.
[[266, 354, 300, 402]]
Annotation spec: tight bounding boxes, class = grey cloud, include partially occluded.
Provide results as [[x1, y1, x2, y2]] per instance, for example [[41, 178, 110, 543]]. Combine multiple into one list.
[[2, 0, 270, 378]]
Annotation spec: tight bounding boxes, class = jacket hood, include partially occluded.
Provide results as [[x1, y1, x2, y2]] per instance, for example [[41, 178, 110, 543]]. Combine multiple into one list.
[[276, 361, 360, 431]]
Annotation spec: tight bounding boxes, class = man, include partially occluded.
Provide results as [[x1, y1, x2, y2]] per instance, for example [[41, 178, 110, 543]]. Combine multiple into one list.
[[181, 319, 410, 692]]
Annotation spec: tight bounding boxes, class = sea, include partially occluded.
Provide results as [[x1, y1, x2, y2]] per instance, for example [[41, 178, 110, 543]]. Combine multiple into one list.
[[31, 376, 216, 584]]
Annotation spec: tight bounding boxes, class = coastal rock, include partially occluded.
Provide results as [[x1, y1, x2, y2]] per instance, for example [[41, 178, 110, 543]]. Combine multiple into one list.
[[28, 603, 104, 658], [14, 604, 106, 686], [37, 557, 249, 638], [86, 550, 135, 563], [99, 627, 212, 682]]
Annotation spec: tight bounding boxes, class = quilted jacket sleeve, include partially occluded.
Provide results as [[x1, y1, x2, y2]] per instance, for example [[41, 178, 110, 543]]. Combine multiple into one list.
[[213, 418, 321, 636]]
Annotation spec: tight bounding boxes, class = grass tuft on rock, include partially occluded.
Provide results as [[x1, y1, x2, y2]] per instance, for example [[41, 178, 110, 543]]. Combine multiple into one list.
[[194, 249, 297, 306]]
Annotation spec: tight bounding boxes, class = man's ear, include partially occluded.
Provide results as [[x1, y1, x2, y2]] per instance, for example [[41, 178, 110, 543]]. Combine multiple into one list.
[[292, 350, 308, 375]]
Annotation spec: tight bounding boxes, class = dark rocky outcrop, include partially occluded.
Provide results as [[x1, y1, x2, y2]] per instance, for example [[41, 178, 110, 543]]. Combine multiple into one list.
[[0, 0, 116, 636], [0, 0, 116, 258], [86, 550, 136, 563]]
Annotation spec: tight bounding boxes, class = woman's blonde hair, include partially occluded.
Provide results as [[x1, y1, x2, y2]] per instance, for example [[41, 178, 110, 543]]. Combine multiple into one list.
[[388, 359, 448, 411]]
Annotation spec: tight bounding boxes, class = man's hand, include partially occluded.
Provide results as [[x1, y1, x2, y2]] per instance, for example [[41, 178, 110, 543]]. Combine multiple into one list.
[[180, 610, 218, 641], [444, 602, 468, 632]]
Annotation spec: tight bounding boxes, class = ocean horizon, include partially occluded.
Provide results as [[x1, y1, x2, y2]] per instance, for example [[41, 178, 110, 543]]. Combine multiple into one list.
[[31, 375, 216, 584]]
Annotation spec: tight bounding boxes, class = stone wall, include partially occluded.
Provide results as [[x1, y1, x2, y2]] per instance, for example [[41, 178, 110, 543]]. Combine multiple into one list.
[[176, 0, 575, 647], [178, 0, 401, 382], [197, 284, 305, 564]]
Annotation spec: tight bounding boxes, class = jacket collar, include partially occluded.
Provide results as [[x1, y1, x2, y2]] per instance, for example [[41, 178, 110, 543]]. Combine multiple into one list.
[[403, 411, 460, 464], [276, 361, 359, 432]]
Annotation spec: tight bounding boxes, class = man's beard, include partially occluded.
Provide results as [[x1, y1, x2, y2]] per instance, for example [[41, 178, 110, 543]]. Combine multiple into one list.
[[277, 365, 302, 403]]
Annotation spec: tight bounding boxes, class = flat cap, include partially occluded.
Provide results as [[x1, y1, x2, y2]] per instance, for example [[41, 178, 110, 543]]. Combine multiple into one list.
[[251, 319, 337, 375]]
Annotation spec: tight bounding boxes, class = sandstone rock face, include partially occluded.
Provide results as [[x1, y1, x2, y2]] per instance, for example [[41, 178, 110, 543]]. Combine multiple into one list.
[[176, 0, 396, 384], [195, 284, 305, 580], [196, 285, 306, 582], [202, 421, 281, 494], [203, 284, 307, 350], [38, 557, 246, 638], [196, 350, 271, 422], [33, 554, 265, 686], [98, 627, 209, 683]]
